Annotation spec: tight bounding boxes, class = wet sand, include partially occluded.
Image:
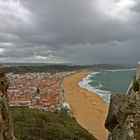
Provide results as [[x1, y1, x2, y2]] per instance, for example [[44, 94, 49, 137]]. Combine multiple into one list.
[[62, 71, 108, 140]]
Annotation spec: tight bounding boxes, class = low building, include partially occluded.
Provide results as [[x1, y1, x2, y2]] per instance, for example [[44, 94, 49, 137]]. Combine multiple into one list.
[[7, 72, 69, 111]]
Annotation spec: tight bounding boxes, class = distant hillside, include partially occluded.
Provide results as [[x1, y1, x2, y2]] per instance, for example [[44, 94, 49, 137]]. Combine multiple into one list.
[[2, 65, 88, 74], [1, 63, 136, 74], [10, 107, 97, 140]]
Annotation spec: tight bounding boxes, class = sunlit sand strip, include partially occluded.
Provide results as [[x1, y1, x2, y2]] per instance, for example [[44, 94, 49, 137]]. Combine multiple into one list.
[[62, 71, 108, 140]]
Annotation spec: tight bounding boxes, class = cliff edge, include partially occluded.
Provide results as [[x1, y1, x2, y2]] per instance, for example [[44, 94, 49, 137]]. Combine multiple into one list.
[[105, 94, 140, 140], [0, 69, 16, 140], [105, 63, 140, 140]]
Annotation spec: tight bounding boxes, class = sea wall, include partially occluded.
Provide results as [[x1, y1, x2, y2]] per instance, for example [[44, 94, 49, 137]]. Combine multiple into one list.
[[0, 69, 16, 140]]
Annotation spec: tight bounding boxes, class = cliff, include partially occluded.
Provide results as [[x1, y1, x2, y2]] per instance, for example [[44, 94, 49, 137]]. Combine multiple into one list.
[[105, 63, 140, 140], [105, 94, 140, 140], [0, 69, 16, 140]]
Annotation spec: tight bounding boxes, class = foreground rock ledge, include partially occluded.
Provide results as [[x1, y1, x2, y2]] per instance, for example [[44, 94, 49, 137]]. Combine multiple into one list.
[[105, 94, 140, 140], [0, 69, 16, 140]]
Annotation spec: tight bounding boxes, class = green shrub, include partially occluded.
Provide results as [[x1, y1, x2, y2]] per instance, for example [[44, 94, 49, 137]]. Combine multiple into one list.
[[10, 107, 97, 140], [133, 80, 139, 92]]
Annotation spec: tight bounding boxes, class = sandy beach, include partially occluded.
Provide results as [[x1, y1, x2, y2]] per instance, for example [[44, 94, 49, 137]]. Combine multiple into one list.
[[62, 71, 108, 140]]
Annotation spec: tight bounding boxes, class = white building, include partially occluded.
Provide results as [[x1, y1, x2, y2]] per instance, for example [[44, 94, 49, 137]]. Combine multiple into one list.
[[62, 102, 71, 110]]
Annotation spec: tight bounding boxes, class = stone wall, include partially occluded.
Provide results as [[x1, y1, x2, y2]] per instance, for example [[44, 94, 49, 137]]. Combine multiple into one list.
[[0, 69, 16, 140]]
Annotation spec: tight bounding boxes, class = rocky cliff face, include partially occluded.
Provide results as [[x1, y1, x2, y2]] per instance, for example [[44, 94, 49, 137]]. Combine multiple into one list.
[[0, 69, 16, 140], [105, 94, 140, 140]]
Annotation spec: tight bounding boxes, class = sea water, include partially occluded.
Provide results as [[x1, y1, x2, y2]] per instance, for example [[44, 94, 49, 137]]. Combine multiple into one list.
[[79, 69, 136, 103]]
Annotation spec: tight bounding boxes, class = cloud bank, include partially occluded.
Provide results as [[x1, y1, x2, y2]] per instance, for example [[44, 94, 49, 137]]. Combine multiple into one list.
[[0, 0, 140, 64]]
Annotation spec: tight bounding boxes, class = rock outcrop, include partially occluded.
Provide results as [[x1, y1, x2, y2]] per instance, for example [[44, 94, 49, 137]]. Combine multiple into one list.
[[105, 94, 140, 140], [0, 69, 16, 140]]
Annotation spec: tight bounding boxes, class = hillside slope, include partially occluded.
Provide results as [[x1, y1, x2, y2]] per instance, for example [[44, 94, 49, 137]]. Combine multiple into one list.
[[10, 107, 97, 140]]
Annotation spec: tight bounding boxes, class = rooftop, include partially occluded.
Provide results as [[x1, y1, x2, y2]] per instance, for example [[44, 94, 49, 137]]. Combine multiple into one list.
[[6, 72, 70, 111]]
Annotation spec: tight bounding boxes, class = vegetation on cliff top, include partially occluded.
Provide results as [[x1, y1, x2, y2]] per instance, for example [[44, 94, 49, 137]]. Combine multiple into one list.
[[10, 107, 97, 140], [133, 80, 139, 92]]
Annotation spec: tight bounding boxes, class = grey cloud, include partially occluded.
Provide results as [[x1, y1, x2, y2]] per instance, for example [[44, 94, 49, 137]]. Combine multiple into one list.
[[0, 0, 140, 64]]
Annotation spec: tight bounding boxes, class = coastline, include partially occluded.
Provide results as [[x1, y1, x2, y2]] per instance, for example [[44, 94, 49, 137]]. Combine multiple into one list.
[[62, 71, 108, 140], [78, 71, 111, 103]]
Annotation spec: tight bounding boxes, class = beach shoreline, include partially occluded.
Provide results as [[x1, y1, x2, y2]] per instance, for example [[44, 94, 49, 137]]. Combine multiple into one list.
[[78, 71, 111, 103], [62, 71, 108, 140]]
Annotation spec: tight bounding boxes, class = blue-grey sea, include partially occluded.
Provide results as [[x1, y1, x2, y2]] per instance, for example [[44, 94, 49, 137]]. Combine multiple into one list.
[[79, 69, 136, 103]]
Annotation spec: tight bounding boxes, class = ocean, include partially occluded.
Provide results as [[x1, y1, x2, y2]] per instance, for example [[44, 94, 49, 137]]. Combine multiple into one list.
[[79, 69, 136, 103]]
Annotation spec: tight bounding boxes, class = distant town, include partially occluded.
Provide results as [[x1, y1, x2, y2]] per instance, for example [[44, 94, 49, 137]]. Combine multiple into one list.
[[4, 63, 136, 113], [7, 72, 73, 112]]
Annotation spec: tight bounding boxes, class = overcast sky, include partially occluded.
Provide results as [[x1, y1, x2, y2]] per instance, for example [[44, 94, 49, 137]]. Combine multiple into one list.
[[0, 0, 140, 64]]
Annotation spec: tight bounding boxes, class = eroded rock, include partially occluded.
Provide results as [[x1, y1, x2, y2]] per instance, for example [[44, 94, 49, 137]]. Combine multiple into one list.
[[0, 69, 16, 140], [105, 94, 140, 140]]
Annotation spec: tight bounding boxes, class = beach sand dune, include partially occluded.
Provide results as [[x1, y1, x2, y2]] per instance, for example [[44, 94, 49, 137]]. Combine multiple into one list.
[[62, 71, 108, 140]]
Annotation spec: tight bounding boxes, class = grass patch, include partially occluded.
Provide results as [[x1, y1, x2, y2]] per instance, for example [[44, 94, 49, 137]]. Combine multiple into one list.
[[10, 107, 97, 140]]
